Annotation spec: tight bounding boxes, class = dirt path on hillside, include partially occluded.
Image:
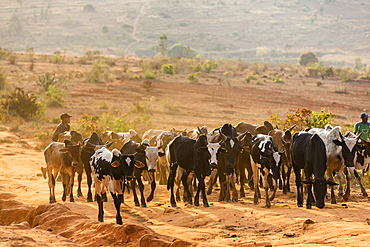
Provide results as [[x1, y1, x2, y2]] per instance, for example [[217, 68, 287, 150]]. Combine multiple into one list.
[[1, 128, 370, 246]]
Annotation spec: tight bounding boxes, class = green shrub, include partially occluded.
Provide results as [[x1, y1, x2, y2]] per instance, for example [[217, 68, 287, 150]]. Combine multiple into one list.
[[45, 85, 66, 107], [144, 71, 157, 79], [269, 108, 331, 130], [0, 48, 6, 59], [187, 72, 199, 83], [245, 73, 258, 83], [161, 64, 175, 75], [51, 54, 64, 64], [299, 51, 318, 66], [37, 73, 63, 91], [1, 87, 43, 120], [273, 75, 284, 83], [339, 67, 353, 82]]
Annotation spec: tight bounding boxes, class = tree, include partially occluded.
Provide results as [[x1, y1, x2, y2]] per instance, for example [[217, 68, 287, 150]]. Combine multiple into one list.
[[158, 33, 168, 56], [299, 52, 318, 66]]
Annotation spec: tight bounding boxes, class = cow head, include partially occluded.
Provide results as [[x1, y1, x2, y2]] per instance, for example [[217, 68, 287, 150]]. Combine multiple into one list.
[[333, 132, 361, 167], [207, 142, 221, 169], [60, 140, 80, 167], [302, 178, 338, 209], [121, 154, 135, 182], [219, 132, 244, 170]]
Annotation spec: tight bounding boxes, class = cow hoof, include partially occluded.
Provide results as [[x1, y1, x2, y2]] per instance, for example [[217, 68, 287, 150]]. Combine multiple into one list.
[[62, 196, 66, 202], [147, 196, 153, 202], [194, 202, 200, 206], [363, 193, 368, 197], [298, 204, 303, 207], [49, 200, 56, 204], [203, 203, 210, 207], [77, 192, 83, 197], [171, 203, 177, 207], [306, 205, 312, 209], [70, 198, 75, 202], [87, 198, 93, 202], [141, 204, 147, 208]]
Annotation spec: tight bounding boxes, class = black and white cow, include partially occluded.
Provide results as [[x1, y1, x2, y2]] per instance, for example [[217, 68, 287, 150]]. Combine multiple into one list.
[[121, 140, 164, 207], [209, 124, 245, 202], [308, 125, 360, 203], [291, 132, 336, 209], [167, 134, 215, 207], [90, 147, 134, 224], [44, 140, 81, 203], [250, 134, 283, 208]]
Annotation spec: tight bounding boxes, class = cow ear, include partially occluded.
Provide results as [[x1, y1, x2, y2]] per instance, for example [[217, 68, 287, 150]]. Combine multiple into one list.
[[219, 147, 228, 154], [158, 152, 165, 157], [333, 140, 343, 146], [134, 161, 145, 168], [239, 145, 245, 153], [327, 180, 339, 186], [59, 148, 69, 153], [279, 149, 285, 155]]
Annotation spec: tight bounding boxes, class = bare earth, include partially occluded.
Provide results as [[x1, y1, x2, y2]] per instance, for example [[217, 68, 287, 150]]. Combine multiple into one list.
[[1, 59, 370, 246]]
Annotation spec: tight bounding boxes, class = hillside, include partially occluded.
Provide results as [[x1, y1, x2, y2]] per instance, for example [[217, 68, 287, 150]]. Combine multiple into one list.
[[0, 0, 369, 66]]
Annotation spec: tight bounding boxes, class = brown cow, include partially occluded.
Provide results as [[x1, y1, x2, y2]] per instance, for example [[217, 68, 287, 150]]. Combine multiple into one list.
[[44, 140, 81, 203]]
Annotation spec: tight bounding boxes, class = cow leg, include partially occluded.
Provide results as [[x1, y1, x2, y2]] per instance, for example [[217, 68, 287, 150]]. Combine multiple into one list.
[[69, 169, 76, 202], [131, 179, 140, 207], [146, 178, 156, 202], [168, 163, 178, 207], [238, 160, 247, 198], [231, 172, 238, 202], [218, 172, 226, 202], [136, 176, 147, 207], [251, 160, 260, 205], [262, 168, 271, 208], [111, 192, 123, 225], [85, 168, 93, 202], [269, 178, 278, 202], [305, 182, 313, 209], [225, 174, 231, 202], [245, 159, 254, 190], [96, 194, 104, 222], [285, 166, 292, 193], [293, 166, 303, 207], [353, 169, 368, 197], [181, 170, 192, 205], [342, 168, 351, 201], [76, 163, 83, 197], [48, 168, 57, 203], [207, 169, 217, 195], [330, 184, 337, 204], [336, 172, 344, 197], [61, 172, 68, 202]]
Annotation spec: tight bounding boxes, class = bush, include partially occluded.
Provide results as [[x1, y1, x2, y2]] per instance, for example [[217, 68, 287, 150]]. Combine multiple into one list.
[[269, 108, 332, 130], [245, 73, 258, 83], [187, 72, 199, 83], [168, 44, 198, 58], [144, 71, 157, 79], [83, 4, 95, 12], [161, 64, 175, 75], [37, 73, 63, 91], [299, 52, 318, 66], [45, 85, 66, 107], [51, 54, 64, 64], [273, 75, 284, 83], [1, 87, 43, 120]]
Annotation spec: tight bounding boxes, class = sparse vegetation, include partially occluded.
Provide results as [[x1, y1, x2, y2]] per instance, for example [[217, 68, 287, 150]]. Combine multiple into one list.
[[1, 87, 43, 120], [187, 72, 200, 83]]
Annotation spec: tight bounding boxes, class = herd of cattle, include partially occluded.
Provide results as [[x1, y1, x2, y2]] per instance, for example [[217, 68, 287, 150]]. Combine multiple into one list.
[[43, 121, 370, 224]]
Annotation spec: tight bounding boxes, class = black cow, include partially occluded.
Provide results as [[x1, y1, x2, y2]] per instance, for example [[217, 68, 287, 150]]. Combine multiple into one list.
[[250, 134, 283, 208], [121, 140, 164, 207], [291, 132, 337, 209], [81, 132, 111, 202], [209, 124, 245, 202], [167, 134, 212, 207], [90, 147, 134, 224]]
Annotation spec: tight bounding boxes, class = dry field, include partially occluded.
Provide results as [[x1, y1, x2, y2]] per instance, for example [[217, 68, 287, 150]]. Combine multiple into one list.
[[1, 54, 370, 246]]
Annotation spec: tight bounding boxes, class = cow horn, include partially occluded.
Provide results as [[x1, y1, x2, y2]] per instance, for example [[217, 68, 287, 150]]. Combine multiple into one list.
[[288, 124, 296, 132], [220, 131, 227, 141]]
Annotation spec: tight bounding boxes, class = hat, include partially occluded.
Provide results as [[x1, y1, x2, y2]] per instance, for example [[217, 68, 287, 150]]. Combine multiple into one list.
[[60, 113, 72, 120], [360, 112, 368, 118]]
